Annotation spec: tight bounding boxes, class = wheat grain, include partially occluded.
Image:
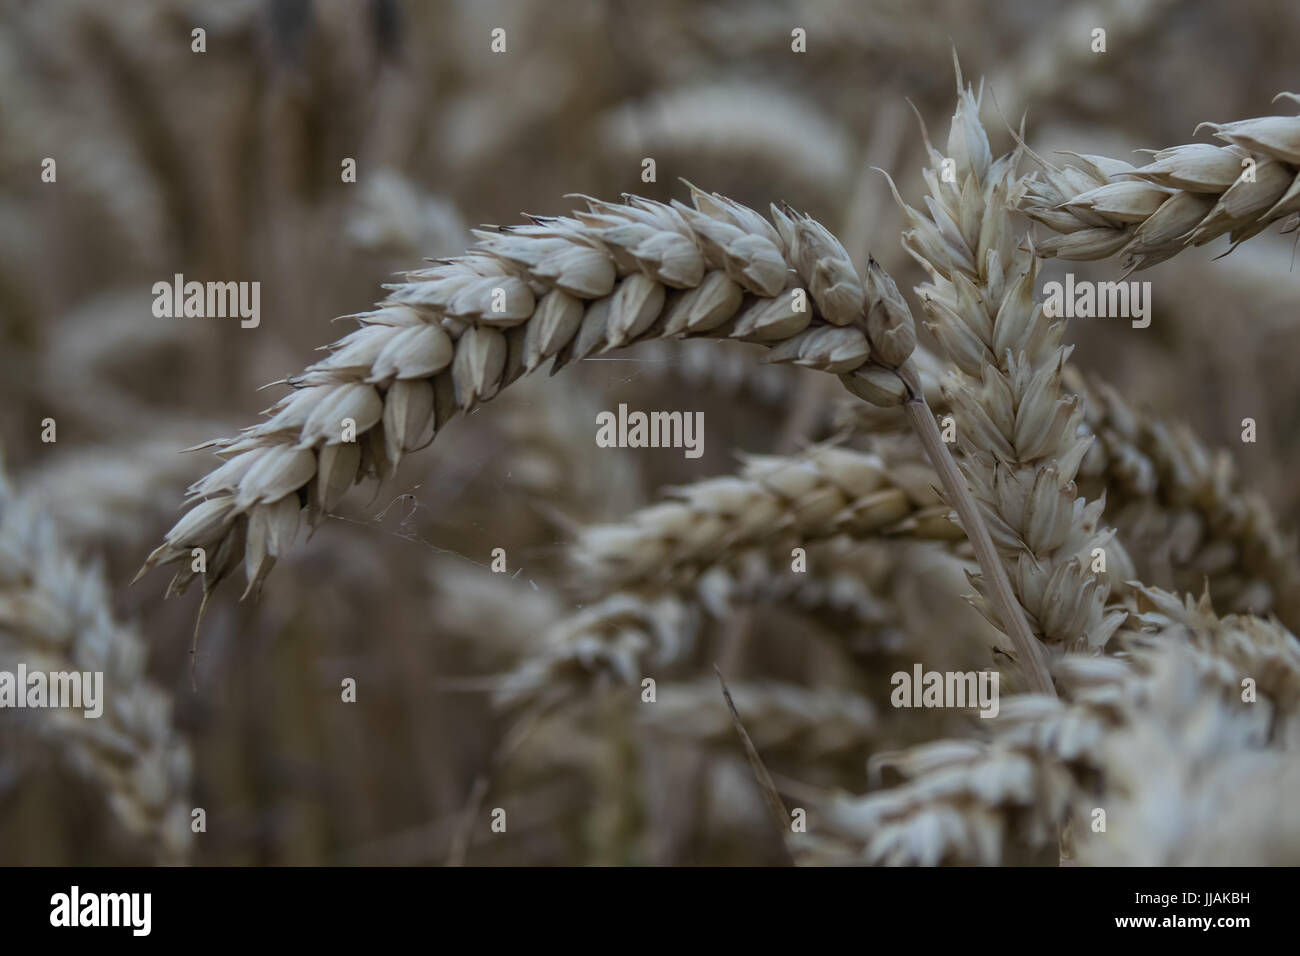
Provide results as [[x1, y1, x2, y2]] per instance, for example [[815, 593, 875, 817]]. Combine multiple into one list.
[[1021, 94, 1300, 271], [0, 464, 191, 864]]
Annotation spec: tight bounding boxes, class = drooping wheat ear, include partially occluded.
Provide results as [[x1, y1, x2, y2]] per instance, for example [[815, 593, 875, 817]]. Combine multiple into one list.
[[569, 444, 958, 596], [1067, 367, 1300, 627], [1020, 93, 1300, 272], [139, 185, 925, 601], [640, 679, 878, 763], [0, 466, 191, 864], [892, 76, 1132, 657]]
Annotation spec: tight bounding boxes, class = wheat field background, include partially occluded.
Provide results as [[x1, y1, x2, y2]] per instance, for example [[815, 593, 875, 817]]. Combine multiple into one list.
[[2, 0, 1299, 866]]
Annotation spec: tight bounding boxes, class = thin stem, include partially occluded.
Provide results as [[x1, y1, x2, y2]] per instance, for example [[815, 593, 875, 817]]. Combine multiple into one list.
[[902, 390, 1056, 697]]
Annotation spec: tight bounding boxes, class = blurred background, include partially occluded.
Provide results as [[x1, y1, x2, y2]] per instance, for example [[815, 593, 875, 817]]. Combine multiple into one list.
[[2, 0, 1298, 864]]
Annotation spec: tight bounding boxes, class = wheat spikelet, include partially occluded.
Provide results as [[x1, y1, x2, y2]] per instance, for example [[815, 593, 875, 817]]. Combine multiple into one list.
[[1021, 94, 1300, 271], [140, 185, 926, 601], [0, 465, 191, 863], [892, 73, 1133, 655]]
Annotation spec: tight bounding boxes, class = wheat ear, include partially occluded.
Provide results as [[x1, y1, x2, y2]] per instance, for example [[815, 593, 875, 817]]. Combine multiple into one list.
[[569, 444, 957, 595], [1020, 93, 1300, 271], [0, 466, 191, 863], [892, 74, 1131, 661]]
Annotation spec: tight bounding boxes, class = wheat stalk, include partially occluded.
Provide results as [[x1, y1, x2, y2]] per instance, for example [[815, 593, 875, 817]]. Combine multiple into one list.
[[0, 465, 191, 864], [1021, 93, 1300, 271]]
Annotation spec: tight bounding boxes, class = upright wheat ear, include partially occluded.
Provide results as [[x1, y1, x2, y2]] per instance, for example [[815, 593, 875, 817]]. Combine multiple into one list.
[[1020, 93, 1300, 271], [886, 74, 1131, 665]]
